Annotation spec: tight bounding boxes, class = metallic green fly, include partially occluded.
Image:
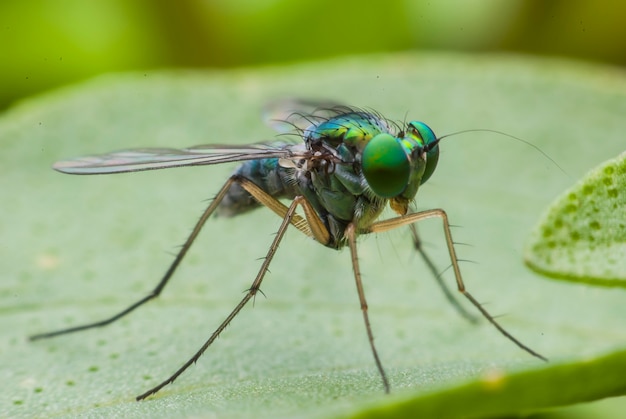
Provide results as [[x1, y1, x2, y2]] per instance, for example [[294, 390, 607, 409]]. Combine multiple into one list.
[[30, 99, 546, 400]]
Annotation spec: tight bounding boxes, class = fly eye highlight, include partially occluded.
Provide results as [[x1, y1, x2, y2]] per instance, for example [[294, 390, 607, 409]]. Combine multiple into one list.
[[361, 133, 411, 198]]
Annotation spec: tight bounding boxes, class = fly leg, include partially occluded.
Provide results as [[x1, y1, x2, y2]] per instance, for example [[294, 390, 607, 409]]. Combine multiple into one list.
[[136, 177, 332, 400], [408, 224, 478, 323], [29, 176, 244, 341], [136, 194, 316, 400], [346, 223, 390, 393], [368, 209, 547, 362]]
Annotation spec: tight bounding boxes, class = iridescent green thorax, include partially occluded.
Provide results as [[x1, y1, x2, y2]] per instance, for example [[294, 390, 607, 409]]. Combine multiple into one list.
[[306, 112, 390, 152]]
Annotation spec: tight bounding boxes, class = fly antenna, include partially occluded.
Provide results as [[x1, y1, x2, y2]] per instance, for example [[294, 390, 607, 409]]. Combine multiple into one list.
[[437, 129, 568, 176]]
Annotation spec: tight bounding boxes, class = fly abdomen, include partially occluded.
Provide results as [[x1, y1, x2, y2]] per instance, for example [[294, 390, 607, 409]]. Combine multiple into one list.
[[216, 158, 295, 217]]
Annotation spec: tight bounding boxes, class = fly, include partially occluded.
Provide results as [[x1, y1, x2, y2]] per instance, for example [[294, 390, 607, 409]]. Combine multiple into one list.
[[30, 99, 547, 400]]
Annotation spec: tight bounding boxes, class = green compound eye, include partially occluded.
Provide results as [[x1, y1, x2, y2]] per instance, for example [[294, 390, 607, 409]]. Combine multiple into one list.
[[362, 133, 411, 198], [408, 121, 439, 184]]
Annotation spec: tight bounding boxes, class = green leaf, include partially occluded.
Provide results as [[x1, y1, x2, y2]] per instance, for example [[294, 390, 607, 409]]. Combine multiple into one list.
[[2, 53, 626, 418], [525, 152, 626, 286]]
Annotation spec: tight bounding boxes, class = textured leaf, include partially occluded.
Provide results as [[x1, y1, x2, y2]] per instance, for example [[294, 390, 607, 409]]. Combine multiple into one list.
[[526, 152, 626, 286]]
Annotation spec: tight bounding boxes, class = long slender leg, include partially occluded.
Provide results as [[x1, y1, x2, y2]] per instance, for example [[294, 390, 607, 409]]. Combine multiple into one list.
[[368, 209, 547, 361], [136, 196, 308, 400], [29, 174, 325, 342], [345, 223, 390, 393], [29, 177, 241, 341], [408, 224, 478, 323]]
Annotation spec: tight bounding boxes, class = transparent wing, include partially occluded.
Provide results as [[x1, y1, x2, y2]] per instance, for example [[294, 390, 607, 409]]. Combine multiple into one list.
[[262, 98, 350, 134], [53, 143, 305, 175]]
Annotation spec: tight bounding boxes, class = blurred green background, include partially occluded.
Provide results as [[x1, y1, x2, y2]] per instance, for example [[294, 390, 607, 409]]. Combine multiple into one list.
[[2, 0, 625, 110]]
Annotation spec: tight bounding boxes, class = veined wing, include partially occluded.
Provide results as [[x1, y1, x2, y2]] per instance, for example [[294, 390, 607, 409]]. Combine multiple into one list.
[[53, 143, 305, 175], [263, 98, 350, 134]]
